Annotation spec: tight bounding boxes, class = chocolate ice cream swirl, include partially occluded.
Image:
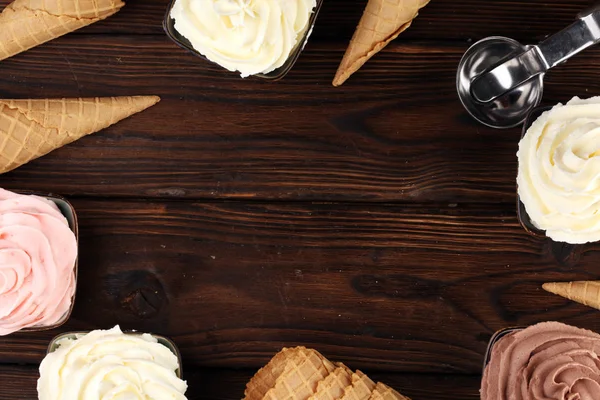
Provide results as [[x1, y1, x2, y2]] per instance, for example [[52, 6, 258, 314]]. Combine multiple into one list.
[[481, 322, 600, 400]]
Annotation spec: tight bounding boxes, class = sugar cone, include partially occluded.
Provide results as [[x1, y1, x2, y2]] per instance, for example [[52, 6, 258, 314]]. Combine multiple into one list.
[[0, 0, 124, 62], [332, 0, 430, 86], [244, 347, 335, 400], [307, 363, 353, 400], [0, 96, 160, 173], [543, 281, 600, 310], [339, 370, 376, 400], [369, 382, 411, 400]]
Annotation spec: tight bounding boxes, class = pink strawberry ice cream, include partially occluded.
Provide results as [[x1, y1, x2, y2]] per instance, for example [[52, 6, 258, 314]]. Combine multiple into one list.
[[0, 189, 77, 335]]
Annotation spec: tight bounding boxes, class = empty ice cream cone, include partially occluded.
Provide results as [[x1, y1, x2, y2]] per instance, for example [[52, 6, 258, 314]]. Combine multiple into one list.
[[245, 347, 410, 400], [0, 0, 124, 62], [0, 96, 160, 174], [370, 382, 411, 400], [543, 281, 600, 310], [333, 0, 430, 86], [339, 370, 376, 400], [264, 347, 335, 400], [308, 363, 353, 400]]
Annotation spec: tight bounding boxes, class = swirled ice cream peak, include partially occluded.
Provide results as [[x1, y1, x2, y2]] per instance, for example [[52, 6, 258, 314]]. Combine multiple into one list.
[[0, 188, 77, 335], [481, 322, 600, 400], [518, 96, 600, 243], [170, 0, 317, 77], [38, 326, 188, 399]]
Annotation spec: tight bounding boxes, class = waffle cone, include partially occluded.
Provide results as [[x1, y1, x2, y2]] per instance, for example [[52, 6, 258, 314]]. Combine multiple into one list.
[[0, 0, 124, 61], [333, 0, 430, 86], [244, 348, 298, 400], [543, 281, 600, 310], [0, 96, 160, 174], [244, 347, 335, 400], [246, 347, 411, 400], [307, 363, 353, 400], [339, 370, 376, 400], [369, 382, 411, 400]]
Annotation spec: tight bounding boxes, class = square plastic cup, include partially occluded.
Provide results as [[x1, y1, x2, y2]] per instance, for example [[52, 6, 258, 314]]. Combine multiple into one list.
[[17, 192, 79, 333], [47, 331, 184, 378], [163, 0, 324, 80], [482, 327, 524, 371], [517, 107, 552, 239]]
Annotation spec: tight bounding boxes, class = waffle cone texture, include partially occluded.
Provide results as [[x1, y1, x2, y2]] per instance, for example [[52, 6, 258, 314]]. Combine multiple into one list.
[[543, 281, 600, 311], [0, 96, 160, 174], [0, 0, 124, 62], [333, 0, 430, 86], [244, 347, 410, 400]]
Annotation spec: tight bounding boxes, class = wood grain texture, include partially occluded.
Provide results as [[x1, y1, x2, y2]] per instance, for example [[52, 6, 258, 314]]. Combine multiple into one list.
[[1, 0, 599, 399], [1, 200, 599, 374], [0, 365, 480, 400], [1, 37, 600, 201], [0, 0, 593, 42]]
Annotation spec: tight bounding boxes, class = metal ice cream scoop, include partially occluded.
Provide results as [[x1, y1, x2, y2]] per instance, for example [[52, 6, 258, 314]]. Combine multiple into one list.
[[457, 5, 600, 129]]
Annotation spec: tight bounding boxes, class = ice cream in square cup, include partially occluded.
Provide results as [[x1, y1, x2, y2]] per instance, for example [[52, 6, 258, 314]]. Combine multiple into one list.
[[163, 0, 323, 80], [517, 97, 600, 244], [481, 322, 600, 400], [39, 326, 187, 399], [0, 188, 78, 335]]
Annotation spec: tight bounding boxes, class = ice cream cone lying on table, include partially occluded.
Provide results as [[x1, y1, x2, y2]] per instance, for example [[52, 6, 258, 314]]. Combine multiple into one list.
[[244, 346, 410, 400], [543, 281, 600, 311], [0, 0, 124, 62], [333, 0, 430, 86], [0, 96, 160, 174]]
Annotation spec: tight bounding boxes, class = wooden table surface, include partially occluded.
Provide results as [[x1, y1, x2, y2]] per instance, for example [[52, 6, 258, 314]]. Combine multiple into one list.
[[2, 0, 600, 398]]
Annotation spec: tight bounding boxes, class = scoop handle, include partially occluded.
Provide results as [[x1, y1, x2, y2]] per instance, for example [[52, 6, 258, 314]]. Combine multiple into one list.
[[471, 5, 600, 104]]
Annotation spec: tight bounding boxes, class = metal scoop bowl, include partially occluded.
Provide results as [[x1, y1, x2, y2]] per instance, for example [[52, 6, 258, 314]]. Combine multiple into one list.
[[457, 5, 600, 129]]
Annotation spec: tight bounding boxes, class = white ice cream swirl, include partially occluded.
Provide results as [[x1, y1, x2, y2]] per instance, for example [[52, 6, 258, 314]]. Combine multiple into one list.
[[170, 0, 316, 77], [518, 96, 600, 244], [37, 326, 188, 400]]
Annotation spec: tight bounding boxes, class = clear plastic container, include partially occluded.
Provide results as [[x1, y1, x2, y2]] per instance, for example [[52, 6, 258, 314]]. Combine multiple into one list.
[[162, 0, 324, 80], [18, 192, 79, 333], [482, 327, 524, 370], [47, 331, 183, 378]]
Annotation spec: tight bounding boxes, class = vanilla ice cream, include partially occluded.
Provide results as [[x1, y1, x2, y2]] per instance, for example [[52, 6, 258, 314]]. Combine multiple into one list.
[[170, 0, 317, 77], [38, 326, 188, 399], [518, 96, 600, 244]]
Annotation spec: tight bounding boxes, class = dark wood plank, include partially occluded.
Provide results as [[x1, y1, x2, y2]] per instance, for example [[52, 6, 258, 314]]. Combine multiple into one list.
[[0, 200, 599, 373], [0, 0, 592, 43], [2, 36, 599, 201], [0, 365, 480, 400]]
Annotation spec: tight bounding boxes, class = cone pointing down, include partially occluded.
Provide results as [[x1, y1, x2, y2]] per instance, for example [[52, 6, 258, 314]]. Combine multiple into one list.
[[333, 0, 430, 87], [0, 96, 160, 174], [543, 281, 600, 310], [0, 0, 125, 62]]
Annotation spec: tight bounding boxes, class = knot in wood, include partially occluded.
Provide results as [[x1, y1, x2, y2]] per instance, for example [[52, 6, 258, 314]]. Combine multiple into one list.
[[117, 271, 166, 319]]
